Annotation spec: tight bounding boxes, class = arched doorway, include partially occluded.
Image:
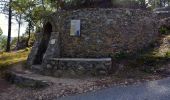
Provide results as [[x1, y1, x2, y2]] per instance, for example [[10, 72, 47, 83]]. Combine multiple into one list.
[[33, 22, 52, 65]]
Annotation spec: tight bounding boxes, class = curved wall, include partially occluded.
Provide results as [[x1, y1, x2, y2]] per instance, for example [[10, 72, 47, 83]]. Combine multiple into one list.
[[50, 8, 159, 58]]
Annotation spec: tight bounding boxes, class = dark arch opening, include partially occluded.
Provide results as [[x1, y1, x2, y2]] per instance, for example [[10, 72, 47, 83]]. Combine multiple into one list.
[[33, 22, 52, 65]]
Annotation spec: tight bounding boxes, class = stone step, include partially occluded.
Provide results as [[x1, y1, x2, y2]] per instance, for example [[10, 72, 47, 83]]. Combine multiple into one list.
[[4, 68, 96, 88], [5, 70, 53, 88]]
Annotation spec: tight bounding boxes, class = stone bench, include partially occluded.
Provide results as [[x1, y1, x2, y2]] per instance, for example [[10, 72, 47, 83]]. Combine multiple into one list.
[[45, 58, 112, 77]]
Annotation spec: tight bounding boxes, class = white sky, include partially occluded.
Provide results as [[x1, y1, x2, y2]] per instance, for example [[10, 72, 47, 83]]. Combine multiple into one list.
[[0, 14, 27, 37]]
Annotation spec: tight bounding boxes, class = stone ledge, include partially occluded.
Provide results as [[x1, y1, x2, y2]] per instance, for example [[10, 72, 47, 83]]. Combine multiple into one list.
[[49, 58, 112, 61], [45, 58, 113, 77]]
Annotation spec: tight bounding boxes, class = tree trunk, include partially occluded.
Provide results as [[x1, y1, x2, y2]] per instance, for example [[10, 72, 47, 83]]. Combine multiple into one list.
[[6, 0, 12, 52], [16, 14, 21, 49], [41, 0, 46, 11], [159, 0, 163, 7], [26, 21, 31, 47]]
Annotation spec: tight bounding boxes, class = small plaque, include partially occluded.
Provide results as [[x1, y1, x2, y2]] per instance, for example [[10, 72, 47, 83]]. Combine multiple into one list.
[[70, 20, 80, 36], [50, 39, 56, 44]]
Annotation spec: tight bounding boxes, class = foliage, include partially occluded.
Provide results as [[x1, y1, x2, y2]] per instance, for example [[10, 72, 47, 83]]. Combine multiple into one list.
[[114, 51, 129, 60], [23, 32, 35, 47], [159, 26, 170, 35], [148, 0, 170, 9], [0, 27, 2, 36], [0, 35, 7, 51], [59, 0, 170, 9], [57, 0, 151, 9], [10, 0, 56, 47], [165, 51, 170, 57], [10, 33, 35, 50], [11, 0, 56, 31]]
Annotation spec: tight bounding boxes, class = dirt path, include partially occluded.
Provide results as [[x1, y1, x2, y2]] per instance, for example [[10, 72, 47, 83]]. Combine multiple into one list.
[[0, 78, 11, 93], [0, 58, 168, 100]]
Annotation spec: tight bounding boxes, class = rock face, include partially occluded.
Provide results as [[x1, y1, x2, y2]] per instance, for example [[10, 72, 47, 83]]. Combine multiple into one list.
[[27, 8, 160, 76]]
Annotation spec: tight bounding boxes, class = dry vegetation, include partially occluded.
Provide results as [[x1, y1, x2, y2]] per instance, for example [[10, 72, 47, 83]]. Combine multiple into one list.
[[0, 48, 30, 76]]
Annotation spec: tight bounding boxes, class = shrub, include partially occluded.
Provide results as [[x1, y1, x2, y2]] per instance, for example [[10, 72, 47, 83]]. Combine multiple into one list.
[[159, 26, 170, 35], [114, 51, 128, 60]]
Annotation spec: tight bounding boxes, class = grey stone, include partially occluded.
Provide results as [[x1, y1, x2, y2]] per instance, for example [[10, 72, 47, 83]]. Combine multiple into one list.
[[5, 71, 51, 88], [47, 64, 52, 69], [78, 65, 85, 71], [98, 70, 107, 75], [96, 64, 107, 70]]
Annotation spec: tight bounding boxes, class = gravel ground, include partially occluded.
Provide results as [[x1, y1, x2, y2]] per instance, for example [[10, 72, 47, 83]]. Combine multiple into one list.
[[0, 79, 11, 93], [0, 75, 162, 100]]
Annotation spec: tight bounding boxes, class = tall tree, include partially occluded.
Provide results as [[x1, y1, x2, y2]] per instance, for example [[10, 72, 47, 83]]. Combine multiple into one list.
[[11, 0, 25, 49], [6, 0, 12, 52], [15, 14, 22, 48], [0, 0, 12, 52]]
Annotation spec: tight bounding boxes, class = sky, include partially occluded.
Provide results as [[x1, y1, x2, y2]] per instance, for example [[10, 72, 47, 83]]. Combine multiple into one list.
[[0, 14, 27, 37]]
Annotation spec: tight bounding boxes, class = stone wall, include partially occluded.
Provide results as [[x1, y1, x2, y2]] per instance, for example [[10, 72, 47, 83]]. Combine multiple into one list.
[[51, 8, 159, 58], [27, 8, 161, 76]]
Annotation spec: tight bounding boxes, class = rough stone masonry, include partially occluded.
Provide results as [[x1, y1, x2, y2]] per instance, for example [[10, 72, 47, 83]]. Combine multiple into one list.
[[27, 8, 162, 77]]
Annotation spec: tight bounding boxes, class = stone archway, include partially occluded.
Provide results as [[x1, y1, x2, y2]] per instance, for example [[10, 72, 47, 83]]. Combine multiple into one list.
[[33, 22, 52, 65]]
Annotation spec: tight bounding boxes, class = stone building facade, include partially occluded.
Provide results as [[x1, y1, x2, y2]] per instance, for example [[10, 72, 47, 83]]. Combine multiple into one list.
[[27, 8, 161, 77]]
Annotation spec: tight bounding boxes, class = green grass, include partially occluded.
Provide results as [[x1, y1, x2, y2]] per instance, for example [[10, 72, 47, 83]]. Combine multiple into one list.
[[0, 49, 30, 74]]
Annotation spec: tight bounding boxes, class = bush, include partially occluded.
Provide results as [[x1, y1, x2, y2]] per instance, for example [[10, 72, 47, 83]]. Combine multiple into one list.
[[24, 47, 30, 51], [159, 26, 170, 35], [114, 51, 128, 60]]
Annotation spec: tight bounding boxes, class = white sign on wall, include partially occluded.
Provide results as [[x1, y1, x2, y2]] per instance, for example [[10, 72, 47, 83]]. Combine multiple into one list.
[[70, 20, 80, 36], [50, 39, 56, 44]]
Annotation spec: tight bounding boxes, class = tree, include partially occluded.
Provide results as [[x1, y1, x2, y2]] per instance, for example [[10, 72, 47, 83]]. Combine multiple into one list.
[[0, 0, 8, 14], [15, 14, 22, 49], [148, 0, 170, 8], [58, 0, 148, 9], [11, 0, 55, 47], [6, 0, 12, 52], [11, 0, 35, 47], [0, 0, 12, 52], [11, 0, 26, 49]]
